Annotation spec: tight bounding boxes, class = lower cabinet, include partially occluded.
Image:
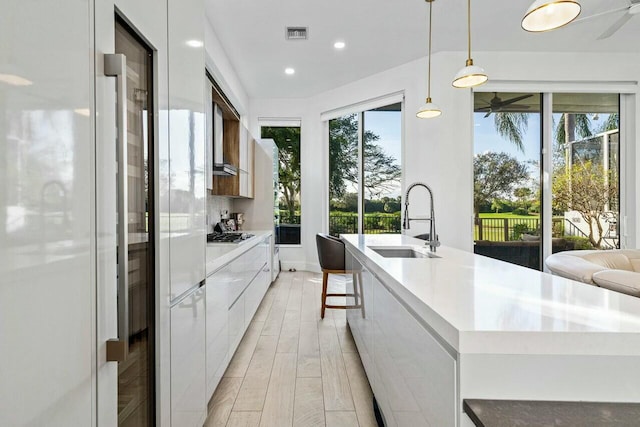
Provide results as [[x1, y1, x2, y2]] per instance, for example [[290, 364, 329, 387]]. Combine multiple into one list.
[[170, 235, 271, 426], [346, 251, 457, 427], [170, 286, 207, 427], [244, 264, 266, 326], [206, 236, 271, 399], [206, 271, 230, 397], [228, 292, 245, 357]]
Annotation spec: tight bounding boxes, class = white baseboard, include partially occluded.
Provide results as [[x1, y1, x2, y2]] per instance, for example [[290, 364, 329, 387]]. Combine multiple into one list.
[[278, 261, 321, 273]]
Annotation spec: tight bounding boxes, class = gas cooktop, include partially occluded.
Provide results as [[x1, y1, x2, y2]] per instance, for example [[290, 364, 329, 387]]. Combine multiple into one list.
[[207, 232, 254, 243]]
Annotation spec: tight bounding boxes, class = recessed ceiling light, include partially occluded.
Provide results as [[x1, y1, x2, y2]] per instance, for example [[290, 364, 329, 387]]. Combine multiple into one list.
[[185, 39, 203, 48], [334, 41, 346, 49], [285, 68, 295, 75], [0, 74, 33, 86]]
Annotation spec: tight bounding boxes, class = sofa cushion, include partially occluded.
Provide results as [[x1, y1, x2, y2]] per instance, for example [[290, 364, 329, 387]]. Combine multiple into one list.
[[545, 253, 607, 284], [580, 252, 634, 272], [592, 270, 640, 298]]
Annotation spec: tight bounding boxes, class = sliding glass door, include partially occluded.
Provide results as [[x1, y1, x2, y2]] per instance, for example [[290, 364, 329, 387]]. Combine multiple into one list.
[[473, 92, 620, 270], [328, 103, 402, 237], [552, 93, 620, 252], [473, 93, 542, 269]]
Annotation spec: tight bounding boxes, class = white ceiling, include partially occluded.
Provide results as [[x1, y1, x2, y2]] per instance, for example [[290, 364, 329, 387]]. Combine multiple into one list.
[[205, 0, 640, 99]]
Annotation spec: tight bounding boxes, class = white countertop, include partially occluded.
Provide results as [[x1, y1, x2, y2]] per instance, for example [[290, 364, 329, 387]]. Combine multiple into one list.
[[342, 234, 640, 356], [206, 230, 272, 275]]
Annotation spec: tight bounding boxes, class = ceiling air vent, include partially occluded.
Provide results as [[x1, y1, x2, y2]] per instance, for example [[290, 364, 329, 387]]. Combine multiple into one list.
[[286, 27, 308, 40]]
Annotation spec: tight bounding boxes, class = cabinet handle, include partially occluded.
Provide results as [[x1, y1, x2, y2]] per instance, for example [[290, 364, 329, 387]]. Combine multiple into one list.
[[105, 53, 129, 363]]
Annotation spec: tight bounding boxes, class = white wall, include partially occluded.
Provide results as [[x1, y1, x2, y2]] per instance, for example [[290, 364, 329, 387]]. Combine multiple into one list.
[[250, 51, 640, 271], [204, 18, 249, 120]]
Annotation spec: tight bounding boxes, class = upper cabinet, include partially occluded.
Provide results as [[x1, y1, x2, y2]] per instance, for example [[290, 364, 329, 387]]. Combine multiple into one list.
[[206, 77, 255, 198], [168, 0, 206, 299]]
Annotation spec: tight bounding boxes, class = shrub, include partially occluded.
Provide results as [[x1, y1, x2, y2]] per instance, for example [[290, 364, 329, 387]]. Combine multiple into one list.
[[563, 236, 594, 250], [511, 223, 530, 240], [512, 207, 529, 216]]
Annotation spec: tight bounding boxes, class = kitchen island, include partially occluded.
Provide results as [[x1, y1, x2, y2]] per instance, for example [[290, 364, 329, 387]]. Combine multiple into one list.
[[341, 234, 640, 427]]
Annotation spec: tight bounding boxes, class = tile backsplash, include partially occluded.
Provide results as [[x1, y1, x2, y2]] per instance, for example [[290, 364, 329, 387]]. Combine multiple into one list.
[[207, 195, 233, 233]]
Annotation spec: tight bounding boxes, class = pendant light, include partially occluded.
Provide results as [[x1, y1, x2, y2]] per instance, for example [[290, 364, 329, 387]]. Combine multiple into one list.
[[417, 0, 442, 119], [452, 0, 487, 89], [522, 0, 581, 32]]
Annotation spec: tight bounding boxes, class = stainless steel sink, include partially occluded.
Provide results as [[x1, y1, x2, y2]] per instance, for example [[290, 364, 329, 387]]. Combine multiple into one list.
[[369, 246, 440, 259]]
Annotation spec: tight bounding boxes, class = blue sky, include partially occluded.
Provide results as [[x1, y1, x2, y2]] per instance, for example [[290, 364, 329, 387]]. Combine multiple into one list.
[[365, 110, 402, 163], [363, 110, 402, 197], [474, 112, 541, 163]]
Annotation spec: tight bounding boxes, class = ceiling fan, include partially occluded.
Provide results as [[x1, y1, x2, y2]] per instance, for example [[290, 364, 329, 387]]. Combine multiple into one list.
[[574, 0, 640, 39], [476, 93, 533, 118]]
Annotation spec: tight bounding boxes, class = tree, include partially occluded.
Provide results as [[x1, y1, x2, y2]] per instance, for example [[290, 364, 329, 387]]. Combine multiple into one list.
[[596, 113, 619, 134], [329, 114, 401, 201], [474, 152, 529, 219], [555, 113, 592, 146], [552, 161, 618, 249], [493, 112, 529, 152], [261, 126, 301, 220], [514, 186, 534, 211], [491, 198, 509, 214]]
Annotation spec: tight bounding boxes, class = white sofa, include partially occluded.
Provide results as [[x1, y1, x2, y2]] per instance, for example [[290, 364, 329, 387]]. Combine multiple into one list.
[[545, 250, 640, 298]]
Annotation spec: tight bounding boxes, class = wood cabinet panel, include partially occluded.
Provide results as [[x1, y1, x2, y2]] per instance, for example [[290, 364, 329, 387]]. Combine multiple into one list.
[[211, 124, 255, 198]]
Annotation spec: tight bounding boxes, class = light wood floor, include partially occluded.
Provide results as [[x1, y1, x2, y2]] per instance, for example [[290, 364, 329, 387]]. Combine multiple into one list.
[[204, 271, 377, 427]]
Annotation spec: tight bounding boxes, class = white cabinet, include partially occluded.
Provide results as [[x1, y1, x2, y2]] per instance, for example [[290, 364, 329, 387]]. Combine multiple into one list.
[[206, 271, 230, 397], [345, 257, 375, 388], [346, 251, 457, 427], [238, 129, 254, 198], [227, 238, 269, 356], [168, 0, 207, 299], [0, 1, 97, 426], [228, 292, 245, 357], [171, 287, 207, 427], [374, 275, 456, 427], [245, 242, 270, 325], [204, 237, 271, 405]]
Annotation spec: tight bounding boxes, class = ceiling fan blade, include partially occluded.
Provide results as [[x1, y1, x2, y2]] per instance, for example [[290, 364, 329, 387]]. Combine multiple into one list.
[[499, 94, 534, 107], [498, 105, 531, 111], [476, 106, 491, 111], [572, 6, 629, 24], [597, 12, 633, 39], [484, 111, 492, 118]]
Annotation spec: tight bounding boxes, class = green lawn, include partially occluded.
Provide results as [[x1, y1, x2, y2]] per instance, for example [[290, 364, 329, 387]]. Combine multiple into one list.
[[478, 212, 539, 219]]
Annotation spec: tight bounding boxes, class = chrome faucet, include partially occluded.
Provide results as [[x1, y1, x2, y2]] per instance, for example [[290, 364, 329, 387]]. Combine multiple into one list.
[[403, 182, 440, 252]]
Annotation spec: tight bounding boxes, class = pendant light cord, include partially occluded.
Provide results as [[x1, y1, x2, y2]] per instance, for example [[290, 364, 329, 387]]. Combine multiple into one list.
[[428, 0, 433, 99], [467, 0, 471, 60]]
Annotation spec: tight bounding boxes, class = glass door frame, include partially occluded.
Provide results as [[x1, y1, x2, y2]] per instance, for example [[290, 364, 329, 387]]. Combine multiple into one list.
[[474, 87, 627, 271]]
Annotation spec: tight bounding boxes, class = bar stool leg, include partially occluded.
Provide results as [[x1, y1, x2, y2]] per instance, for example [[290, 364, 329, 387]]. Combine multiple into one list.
[[321, 271, 328, 319]]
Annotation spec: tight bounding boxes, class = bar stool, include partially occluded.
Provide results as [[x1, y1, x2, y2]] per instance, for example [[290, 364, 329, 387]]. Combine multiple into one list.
[[315, 233, 365, 319]]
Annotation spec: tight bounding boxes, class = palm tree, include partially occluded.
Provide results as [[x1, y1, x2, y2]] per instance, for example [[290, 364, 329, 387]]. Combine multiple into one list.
[[493, 113, 528, 152], [555, 113, 592, 145], [597, 113, 619, 133]]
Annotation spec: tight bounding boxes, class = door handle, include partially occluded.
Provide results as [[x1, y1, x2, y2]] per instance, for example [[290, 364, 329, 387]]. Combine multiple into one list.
[[105, 53, 129, 363]]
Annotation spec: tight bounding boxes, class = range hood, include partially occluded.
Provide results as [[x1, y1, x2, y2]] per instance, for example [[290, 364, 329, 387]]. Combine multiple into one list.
[[212, 102, 238, 176]]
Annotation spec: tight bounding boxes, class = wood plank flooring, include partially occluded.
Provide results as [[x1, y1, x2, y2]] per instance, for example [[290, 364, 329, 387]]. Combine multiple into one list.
[[205, 271, 377, 427]]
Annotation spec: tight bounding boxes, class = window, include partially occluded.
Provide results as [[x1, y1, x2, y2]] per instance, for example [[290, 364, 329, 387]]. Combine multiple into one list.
[[328, 103, 402, 237], [473, 92, 620, 270], [261, 125, 301, 245]]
